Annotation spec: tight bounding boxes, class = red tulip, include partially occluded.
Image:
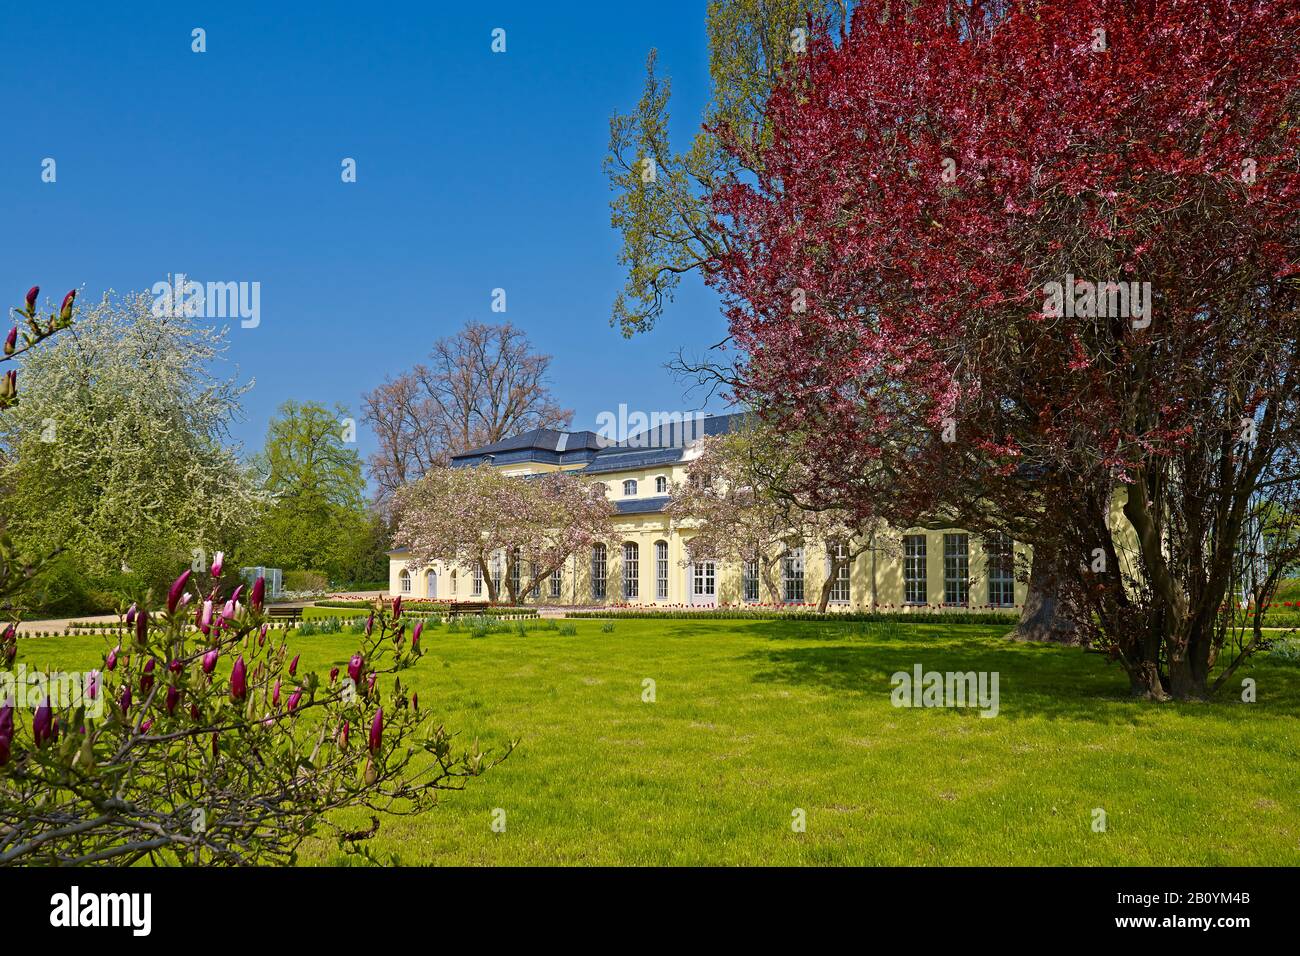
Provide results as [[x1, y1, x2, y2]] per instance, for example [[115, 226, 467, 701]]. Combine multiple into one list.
[[167, 569, 191, 614], [230, 656, 247, 701], [368, 707, 383, 754]]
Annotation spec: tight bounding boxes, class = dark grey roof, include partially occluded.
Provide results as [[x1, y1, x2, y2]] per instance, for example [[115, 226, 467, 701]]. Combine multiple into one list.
[[451, 428, 605, 468], [614, 496, 671, 515], [584, 412, 751, 474]]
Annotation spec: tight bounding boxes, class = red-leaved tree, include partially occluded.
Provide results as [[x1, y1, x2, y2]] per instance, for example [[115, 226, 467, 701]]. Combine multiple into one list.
[[709, 0, 1300, 699]]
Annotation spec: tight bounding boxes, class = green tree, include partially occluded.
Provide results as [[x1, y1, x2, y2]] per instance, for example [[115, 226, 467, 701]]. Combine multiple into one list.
[[249, 401, 380, 585]]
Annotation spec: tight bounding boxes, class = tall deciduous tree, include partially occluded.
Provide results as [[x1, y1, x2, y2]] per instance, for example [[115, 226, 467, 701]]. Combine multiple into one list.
[[362, 322, 572, 509], [707, 0, 1300, 699], [0, 290, 259, 600]]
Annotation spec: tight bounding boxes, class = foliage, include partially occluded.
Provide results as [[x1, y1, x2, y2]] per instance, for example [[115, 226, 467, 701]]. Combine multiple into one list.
[[707, 0, 1300, 699], [0, 290, 260, 606]]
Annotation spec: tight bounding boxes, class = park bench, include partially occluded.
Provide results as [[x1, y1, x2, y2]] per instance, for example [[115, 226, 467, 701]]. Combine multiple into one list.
[[266, 606, 303, 624], [447, 602, 490, 620]]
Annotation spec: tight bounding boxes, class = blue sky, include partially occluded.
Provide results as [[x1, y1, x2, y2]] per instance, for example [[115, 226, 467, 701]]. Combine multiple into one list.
[[0, 0, 732, 466]]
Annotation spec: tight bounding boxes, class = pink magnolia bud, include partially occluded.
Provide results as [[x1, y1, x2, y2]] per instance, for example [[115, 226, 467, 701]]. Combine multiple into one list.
[[329, 666, 339, 684], [167, 569, 191, 614], [168, 659, 183, 674], [85, 670, 100, 700], [412, 621, 423, 651], [230, 584, 244, 605], [251, 575, 265, 610], [106, 645, 120, 671], [165, 685, 181, 716], [392, 596, 402, 620], [190, 703, 201, 721], [135, 608, 149, 646], [347, 653, 364, 685], [364, 612, 374, 637], [210, 551, 224, 578], [339, 721, 349, 749], [200, 600, 213, 635], [221, 600, 236, 621], [411, 692, 419, 711], [120, 686, 132, 714], [230, 656, 247, 701], [287, 688, 303, 712], [0, 703, 13, 765], [59, 289, 76, 320], [24, 286, 38, 312], [33, 697, 54, 747], [125, 603, 137, 627], [272, 679, 281, 708], [368, 707, 383, 754], [139, 719, 153, 734], [3, 326, 16, 357], [366, 674, 376, 695], [201, 648, 219, 674], [288, 654, 299, 677], [140, 658, 156, 695]]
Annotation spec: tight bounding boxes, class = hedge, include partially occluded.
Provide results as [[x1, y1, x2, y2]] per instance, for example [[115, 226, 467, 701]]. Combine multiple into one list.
[[562, 608, 1022, 624], [314, 599, 537, 618]]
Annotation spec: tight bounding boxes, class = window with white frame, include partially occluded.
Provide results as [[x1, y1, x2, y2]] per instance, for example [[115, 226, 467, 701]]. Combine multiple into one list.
[[622, 542, 639, 599], [492, 554, 502, 598], [472, 563, 483, 596], [591, 544, 607, 601], [903, 534, 927, 604], [510, 548, 521, 596], [399, 569, 411, 593], [944, 533, 970, 605], [783, 547, 804, 603], [549, 567, 563, 599], [655, 475, 667, 494], [829, 541, 850, 603], [986, 533, 1015, 607], [742, 559, 760, 603], [623, 479, 637, 496], [655, 541, 669, 599]]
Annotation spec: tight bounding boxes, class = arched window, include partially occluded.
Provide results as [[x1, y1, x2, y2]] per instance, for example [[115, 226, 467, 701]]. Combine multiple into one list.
[[591, 544, 607, 601], [425, 568, 437, 599], [623, 479, 638, 496], [654, 541, 669, 599], [399, 569, 411, 594], [655, 475, 668, 494], [623, 542, 639, 599]]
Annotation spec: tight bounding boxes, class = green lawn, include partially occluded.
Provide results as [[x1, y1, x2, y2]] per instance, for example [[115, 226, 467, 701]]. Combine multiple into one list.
[[17, 619, 1300, 865]]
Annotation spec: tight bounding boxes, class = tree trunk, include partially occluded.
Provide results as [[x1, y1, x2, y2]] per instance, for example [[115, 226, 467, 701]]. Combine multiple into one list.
[[1007, 546, 1087, 645]]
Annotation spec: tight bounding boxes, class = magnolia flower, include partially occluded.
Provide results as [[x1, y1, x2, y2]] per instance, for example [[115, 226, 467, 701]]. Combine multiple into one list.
[[347, 653, 364, 684], [287, 688, 303, 713], [272, 679, 281, 708], [201, 648, 219, 674], [165, 685, 181, 716], [125, 603, 137, 627], [412, 621, 423, 650], [210, 551, 224, 578], [139, 719, 153, 734], [167, 569, 191, 614], [339, 721, 350, 749], [392, 596, 402, 620], [85, 670, 100, 700], [221, 600, 236, 621], [251, 575, 265, 610], [106, 645, 120, 671], [368, 708, 383, 754], [120, 686, 132, 714], [364, 613, 374, 637], [135, 608, 149, 646], [59, 289, 76, 320], [0, 703, 13, 765], [329, 666, 339, 684], [199, 600, 214, 635], [140, 658, 156, 695], [258, 623, 268, 647], [411, 692, 419, 711], [24, 286, 38, 312], [288, 654, 299, 677], [32, 698, 56, 747], [2, 327, 15, 357], [230, 656, 247, 701]]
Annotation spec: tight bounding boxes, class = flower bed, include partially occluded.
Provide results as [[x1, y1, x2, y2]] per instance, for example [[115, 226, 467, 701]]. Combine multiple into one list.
[[563, 607, 1021, 624]]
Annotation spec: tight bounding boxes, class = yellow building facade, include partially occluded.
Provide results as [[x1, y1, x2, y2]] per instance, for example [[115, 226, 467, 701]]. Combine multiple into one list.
[[388, 414, 1031, 611]]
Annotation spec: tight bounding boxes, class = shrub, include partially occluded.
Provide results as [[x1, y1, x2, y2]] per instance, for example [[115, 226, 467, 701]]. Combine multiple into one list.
[[283, 570, 329, 593]]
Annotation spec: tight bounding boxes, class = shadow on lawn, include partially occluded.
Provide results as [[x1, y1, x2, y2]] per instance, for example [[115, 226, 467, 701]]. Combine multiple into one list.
[[736, 620, 1300, 724]]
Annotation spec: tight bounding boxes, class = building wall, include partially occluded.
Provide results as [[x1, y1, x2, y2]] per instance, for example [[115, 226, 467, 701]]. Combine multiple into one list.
[[389, 457, 1034, 608]]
